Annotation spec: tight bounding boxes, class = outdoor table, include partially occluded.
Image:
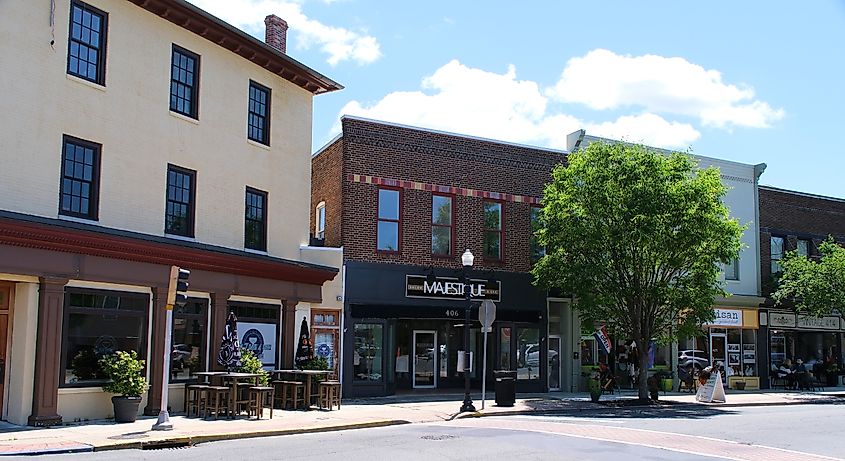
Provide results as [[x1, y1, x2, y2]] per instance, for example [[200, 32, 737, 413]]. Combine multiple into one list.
[[272, 369, 332, 409], [193, 371, 226, 385], [218, 372, 262, 417]]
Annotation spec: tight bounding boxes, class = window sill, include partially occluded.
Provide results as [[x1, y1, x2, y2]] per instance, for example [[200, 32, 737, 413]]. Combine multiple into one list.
[[169, 110, 200, 125], [164, 233, 197, 243], [247, 139, 271, 151], [244, 247, 269, 255], [66, 73, 106, 92], [58, 214, 99, 225]]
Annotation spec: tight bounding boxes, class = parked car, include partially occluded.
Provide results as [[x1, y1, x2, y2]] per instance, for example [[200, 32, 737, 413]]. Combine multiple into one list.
[[678, 349, 708, 369], [523, 344, 558, 368]]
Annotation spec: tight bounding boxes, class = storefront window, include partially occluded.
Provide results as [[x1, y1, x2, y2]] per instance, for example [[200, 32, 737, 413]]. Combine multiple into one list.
[[170, 299, 207, 382], [499, 327, 511, 370], [62, 289, 149, 386], [580, 337, 597, 366], [354, 323, 383, 382], [312, 309, 341, 376], [516, 327, 540, 380], [231, 303, 280, 369]]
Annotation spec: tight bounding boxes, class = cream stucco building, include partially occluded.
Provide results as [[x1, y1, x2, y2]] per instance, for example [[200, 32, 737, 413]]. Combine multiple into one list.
[[0, 0, 342, 425]]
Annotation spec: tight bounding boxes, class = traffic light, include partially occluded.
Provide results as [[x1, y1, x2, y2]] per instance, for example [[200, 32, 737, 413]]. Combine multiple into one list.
[[167, 265, 191, 308]]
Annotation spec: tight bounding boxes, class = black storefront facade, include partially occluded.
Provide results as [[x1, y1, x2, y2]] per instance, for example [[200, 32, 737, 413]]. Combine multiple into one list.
[[342, 260, 548, 397]]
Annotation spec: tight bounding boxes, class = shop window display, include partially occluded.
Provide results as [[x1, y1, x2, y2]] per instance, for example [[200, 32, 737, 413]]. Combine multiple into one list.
[[170, 299, 207, 381], [62, 289, 148, 386], [516, 327, 540, 380], [354, 323, 383, 381]]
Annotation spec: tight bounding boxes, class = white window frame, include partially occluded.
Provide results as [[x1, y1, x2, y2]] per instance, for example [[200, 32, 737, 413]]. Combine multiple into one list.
[[316, 202, 326, 240]]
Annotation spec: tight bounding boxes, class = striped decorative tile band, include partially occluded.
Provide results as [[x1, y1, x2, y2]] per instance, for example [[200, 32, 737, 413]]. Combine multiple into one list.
[[347, 174, 542, 205]]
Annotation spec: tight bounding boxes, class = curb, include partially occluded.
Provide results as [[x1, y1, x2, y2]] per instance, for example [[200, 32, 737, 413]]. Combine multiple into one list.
[[93, 419, 411, 452], [0, 443, 94, 456]]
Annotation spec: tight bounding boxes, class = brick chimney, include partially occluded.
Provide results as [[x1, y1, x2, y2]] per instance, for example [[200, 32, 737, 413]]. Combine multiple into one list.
[[264, 15, 288, 53]]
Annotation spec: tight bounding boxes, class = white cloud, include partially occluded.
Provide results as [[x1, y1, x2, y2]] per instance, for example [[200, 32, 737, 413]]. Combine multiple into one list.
[[548, 49, 784, 129], [186, 0, 381, 66], [338, 60, 697, 150], [586, 113, 701, 148]]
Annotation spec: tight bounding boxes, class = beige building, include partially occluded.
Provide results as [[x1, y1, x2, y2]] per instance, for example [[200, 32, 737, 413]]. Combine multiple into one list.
[[0, 0, 342, 425]]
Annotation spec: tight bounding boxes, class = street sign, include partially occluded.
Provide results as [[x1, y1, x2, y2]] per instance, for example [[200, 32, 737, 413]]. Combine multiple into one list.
[[479, 300, 497, 332]]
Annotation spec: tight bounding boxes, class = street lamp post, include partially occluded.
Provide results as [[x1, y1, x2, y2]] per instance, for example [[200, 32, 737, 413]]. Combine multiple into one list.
[[460, 249, 477, 413]]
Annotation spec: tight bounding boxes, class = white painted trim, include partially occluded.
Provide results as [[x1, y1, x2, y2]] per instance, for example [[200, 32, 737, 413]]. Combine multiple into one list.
[[66, 73, 107, 92], [299, 245, 343, 253], [169, 110, 200, 125], [66, 280, 152, 294], [0, 274, 39, 283], [246, 138, 272, 151], [312, 133, 342, 158], [227, 295, 282, 305]]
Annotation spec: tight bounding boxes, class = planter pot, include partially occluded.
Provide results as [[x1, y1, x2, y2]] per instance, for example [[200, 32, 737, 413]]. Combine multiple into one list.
[[660, 378, 674, 392], [589, 390, 601, 402], [111, 396, 142, 423], [735, 381, 746, 390]]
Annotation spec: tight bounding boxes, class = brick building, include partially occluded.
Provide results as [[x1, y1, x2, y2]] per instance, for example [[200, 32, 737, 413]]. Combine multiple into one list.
[[0, 0, 341, 424], [311, 116, 575, 396], [758, 186, 845, 387]]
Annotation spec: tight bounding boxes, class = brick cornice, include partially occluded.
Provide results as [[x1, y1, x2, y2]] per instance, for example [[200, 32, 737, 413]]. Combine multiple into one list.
[[0, 216, 336, 285]]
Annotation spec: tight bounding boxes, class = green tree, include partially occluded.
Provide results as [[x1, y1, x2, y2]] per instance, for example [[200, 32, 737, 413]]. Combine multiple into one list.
[[532, 141, 744, 400], [773, 238, 845, 316]]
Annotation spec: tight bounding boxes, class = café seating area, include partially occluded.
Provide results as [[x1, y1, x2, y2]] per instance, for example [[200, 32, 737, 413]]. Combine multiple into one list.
[[183, 369, 338, 419]]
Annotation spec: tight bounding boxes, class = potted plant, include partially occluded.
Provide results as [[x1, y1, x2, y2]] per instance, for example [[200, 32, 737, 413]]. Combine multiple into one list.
[[99, 351, 148, 423], [300, 356, 330, 382], [586, 369, 602, 402], [238, 350, 269, 385]]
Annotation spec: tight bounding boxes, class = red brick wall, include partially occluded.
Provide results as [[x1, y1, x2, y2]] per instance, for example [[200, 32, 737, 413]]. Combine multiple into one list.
[[310, 138, 343, 248], [335, 117, 565, 273], [759, 186, 845, 294]]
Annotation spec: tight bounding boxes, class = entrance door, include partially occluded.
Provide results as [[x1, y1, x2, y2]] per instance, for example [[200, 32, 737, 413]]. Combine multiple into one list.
[[548, 335, 561, 391], [0, 285, 10, 418], [710, 333, 727, 375], [413, 330, 436, 388]]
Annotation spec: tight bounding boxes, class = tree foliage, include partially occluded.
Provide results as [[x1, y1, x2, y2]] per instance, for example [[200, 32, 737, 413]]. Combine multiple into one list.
[[773, 238, 845, 317], [532, 141, 744, 399]]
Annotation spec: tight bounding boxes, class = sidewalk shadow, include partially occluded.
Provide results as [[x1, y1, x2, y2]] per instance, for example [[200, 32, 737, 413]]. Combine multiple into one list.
[[519, 399, 739, 420]]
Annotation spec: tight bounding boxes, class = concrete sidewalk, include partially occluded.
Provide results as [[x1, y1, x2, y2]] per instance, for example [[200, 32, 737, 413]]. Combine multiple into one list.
[[1, 387, 843, 456]]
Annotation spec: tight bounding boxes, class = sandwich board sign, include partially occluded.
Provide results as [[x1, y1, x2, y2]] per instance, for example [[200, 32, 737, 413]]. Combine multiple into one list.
[[696, 371, 726, 403]]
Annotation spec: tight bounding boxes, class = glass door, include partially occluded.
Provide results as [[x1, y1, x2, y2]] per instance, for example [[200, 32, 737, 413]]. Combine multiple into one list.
[[710, 333, 727, 379], [548, 335, 561, 391], [413, 330, 437, 388]]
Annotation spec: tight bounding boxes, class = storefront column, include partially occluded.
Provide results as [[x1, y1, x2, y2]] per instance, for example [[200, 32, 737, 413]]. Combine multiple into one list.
[[27, 277, 68, 426], [281, 300, 298, 369], [209, 292, 230, 371], [143, 286, 168, 416]]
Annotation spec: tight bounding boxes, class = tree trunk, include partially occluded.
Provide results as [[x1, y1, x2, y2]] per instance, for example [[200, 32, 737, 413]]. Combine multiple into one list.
[[638, 344, 651, 400]]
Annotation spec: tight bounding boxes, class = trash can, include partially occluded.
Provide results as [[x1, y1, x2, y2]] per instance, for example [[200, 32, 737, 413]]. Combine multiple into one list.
[[494, 370, 517, 407]]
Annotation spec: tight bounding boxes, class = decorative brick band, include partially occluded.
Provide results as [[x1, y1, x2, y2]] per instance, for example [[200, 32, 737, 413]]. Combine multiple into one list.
[[347, 174, 542, 205]]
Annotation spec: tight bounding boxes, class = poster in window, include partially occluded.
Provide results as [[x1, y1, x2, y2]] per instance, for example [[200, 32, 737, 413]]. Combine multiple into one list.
[[728, 353, 740, 365], [314, 331, 335, 369], [239, 322, 277, 369]]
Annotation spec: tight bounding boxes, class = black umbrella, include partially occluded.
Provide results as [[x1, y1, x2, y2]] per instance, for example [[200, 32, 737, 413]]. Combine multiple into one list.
[[217, 311, 241, 372], [294, 318, 313, 369]]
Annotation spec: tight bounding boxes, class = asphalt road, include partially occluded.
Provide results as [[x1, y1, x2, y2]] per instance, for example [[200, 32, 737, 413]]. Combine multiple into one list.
[[11, 403, 845, 461]]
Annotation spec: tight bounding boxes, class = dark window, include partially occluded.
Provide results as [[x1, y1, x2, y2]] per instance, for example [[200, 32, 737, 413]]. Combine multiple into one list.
[[245, 187, 268, 251], [67, 1, 107, 85], [353, 323, 383, 382], [170, 298, 207, 382], [725, 258, 739, 281], [59, 135, 101, 220], [61, 289, 149, 386], [431, 194, 453, 256], [377, 188, 400, 252], [164, 165, 196, 237], [483, 201, 503, 260], [170, 45, 200, 118], [530, 206, 545, 262], [797, 239, 811, 257], [770, 236, 784, 274], [247, 81, 271, 145]]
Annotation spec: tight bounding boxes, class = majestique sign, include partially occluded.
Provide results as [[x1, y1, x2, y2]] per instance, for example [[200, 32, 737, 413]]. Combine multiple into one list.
[[405, 275, 501, 302]]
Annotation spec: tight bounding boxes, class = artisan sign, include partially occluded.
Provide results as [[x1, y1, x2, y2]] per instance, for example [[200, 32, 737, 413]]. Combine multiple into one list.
[[709, 308, 743, 327], [406, 275, 501, 301]]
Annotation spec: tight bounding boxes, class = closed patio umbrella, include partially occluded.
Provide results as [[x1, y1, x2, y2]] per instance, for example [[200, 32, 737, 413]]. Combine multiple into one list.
[[294, 318, 313, 369], [217, 311, 241, 372]]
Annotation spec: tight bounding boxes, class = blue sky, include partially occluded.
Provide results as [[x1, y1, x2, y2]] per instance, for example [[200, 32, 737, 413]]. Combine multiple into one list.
[[188, 0, 845, 198]]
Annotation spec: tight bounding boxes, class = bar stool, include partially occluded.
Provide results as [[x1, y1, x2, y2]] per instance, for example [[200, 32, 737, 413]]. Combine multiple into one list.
[[278, 381, 306, 410], [319, 381, 341, 410], [185, 384, 209, 417], [249, 386, 275, 419], [233, 382, 254, 416], [205, 386, 231, 420]]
